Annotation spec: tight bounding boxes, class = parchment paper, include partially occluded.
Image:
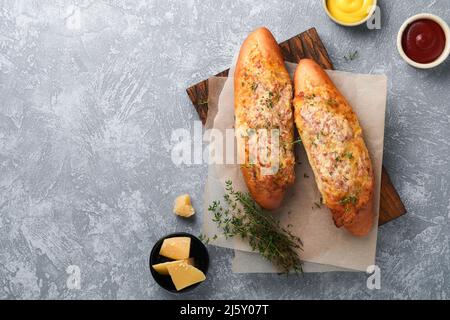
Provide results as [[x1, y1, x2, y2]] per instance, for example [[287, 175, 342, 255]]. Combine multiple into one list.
[[203, 62, 387, 273]]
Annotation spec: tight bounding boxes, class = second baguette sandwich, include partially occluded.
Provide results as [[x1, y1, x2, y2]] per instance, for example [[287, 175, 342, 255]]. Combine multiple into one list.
[[293, 59, 375, 236], [234, 28, 295, 210]]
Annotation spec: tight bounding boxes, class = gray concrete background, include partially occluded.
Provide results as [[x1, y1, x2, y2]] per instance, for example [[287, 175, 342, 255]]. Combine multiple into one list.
[[0, 0, 449, 299]]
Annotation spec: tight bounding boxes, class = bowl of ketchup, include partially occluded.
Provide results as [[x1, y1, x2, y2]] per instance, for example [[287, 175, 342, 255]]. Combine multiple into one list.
[[397, 13, 450, 69]]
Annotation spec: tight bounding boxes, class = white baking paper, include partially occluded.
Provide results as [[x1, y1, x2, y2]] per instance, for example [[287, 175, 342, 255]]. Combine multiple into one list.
[[203, 62, 387, 273]]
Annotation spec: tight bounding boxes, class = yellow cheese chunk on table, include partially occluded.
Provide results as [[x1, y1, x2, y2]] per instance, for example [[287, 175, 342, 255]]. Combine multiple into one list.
[[166, 262, 206, 291], [159, 237, 191, 260], [173, 194, 195, 217], [152, 258, 194, 275]]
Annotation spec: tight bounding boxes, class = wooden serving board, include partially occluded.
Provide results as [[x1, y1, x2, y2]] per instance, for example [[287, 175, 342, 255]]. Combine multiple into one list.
[[186, 27, 406, 226]]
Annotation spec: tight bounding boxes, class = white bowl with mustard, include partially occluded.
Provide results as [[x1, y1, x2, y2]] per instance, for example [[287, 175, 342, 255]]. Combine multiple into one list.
[[322, 0, 378, 27]]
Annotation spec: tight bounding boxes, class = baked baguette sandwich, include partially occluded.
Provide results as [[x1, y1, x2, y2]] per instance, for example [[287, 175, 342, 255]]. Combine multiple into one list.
[[293, 59, 375, 236], [234, 27, 295, 210]]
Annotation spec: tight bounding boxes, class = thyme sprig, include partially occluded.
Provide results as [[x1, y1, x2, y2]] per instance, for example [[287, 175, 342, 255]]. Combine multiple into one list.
[[339, 194, 358, 205], [344, 50, 359, 62], [207, 180, 303, 273]]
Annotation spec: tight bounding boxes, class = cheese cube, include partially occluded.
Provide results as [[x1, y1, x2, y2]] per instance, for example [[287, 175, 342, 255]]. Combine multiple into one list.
[[173, 194, 195, 217], [159, 237, 191, 260], [152, 258, 194, 275], [166, 262, 206, 291]]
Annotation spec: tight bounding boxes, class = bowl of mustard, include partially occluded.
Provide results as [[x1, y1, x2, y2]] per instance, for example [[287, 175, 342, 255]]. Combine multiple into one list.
[[322, 0, 378, 27]]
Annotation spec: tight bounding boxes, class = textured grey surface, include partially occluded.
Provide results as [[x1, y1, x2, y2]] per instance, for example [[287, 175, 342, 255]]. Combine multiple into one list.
[[0, 0, 449, 300]]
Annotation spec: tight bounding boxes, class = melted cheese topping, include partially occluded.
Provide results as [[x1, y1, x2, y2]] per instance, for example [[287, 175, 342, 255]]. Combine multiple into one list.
[[235, 43, 295, 189], [294, 84, 373, 226]]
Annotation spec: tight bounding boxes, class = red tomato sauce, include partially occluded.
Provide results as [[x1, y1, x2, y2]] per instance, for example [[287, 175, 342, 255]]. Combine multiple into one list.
[[402, 19, 446, 64]]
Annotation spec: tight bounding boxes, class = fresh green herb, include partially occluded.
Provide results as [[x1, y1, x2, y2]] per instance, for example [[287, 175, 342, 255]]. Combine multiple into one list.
[[208, 180, 303, 273], [344, 151, 354, 159], [198, 233, 210, 244], [200, 233, 218, 243], [290, 139, 301, 145], [335, 156, 342, 162], [339, 194, 358, 205], [344, 50, 359, 62]]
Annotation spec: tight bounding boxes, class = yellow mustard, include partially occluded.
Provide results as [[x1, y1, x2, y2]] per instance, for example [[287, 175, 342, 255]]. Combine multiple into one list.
[[326, 0, 375, 24]]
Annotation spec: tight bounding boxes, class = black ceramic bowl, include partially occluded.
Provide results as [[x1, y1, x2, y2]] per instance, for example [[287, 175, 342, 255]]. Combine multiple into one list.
[[149, 232, 209, 293]]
